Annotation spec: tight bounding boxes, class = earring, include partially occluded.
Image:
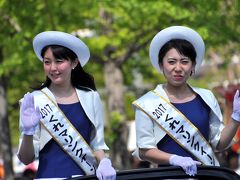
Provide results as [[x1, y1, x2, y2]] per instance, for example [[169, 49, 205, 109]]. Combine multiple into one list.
[[190, 70, 195, 76]]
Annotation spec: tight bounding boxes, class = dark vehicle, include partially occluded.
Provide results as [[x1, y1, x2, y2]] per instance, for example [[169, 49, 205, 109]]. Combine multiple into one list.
[[70, 166, 240, 180]]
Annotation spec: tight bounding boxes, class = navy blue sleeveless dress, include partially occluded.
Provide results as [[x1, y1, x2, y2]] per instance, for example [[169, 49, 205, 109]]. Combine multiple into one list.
[[36, 102, 92, 179], [157, 94, 210, 160]]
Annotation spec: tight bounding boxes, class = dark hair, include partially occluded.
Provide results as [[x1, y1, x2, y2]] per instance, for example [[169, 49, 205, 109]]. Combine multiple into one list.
[[33, 45, 96, 91], [158, 39, 196, 65]]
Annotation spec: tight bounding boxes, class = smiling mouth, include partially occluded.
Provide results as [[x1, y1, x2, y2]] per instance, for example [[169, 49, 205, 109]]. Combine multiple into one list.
[[50, 74, 60, 78]]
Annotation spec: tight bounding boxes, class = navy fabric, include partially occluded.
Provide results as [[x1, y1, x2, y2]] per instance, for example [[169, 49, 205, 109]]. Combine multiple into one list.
[[157, 94, 210, 160], [36, 102, 92, 178]]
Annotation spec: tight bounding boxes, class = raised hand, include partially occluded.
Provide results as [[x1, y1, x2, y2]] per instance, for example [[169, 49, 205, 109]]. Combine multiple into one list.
[[232, 90, 240, 122], [169, 154, 201, 176], [96, 158, 116, 180], [20, 93, 41, 135]]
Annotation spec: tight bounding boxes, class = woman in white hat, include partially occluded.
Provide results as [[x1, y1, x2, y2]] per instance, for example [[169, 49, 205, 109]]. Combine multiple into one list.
[[132, 26, 240, 176], [17, 31, 116, 180]]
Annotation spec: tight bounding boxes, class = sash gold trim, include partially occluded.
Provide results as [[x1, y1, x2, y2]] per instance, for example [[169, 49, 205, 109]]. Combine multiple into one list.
[[35, 89, 97, 175], [133, 90, 219, 166]]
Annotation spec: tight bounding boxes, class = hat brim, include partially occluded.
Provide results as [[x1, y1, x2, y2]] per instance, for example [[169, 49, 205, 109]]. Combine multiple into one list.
[[33, 31, 90, 67], [149, 26, 205, 73]]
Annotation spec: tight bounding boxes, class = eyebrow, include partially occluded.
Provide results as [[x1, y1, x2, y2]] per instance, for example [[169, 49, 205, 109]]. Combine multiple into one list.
[[43, 56, 52, 59], [167, 57, 189, 60]]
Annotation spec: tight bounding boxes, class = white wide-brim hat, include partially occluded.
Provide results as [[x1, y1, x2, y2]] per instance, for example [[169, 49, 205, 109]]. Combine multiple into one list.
[[33, 31, 90, 67], [149, 26, 205, 73]]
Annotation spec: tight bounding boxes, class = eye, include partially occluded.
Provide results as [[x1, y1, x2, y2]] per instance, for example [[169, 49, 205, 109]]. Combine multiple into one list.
[[167, 58, 176, 64], [181, 58, 191, 64], [56, 59, 64, 63], [43, 59, 50, 65]]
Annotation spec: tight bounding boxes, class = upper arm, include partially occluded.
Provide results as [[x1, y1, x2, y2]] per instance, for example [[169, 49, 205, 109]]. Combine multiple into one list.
[[90, 91, 109, 150], [135, 108, 157, 149]]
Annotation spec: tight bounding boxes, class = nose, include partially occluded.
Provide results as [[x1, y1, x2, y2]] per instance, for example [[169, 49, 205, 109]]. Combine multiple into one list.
[[174, 62, 182, 71], [50, 62, 57, 70]]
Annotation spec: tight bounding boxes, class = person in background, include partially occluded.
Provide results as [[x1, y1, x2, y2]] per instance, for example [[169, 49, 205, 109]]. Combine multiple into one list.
[[17, 31, 116, 180], [0, 159, 4, 180], [132, 26, 240, 176]]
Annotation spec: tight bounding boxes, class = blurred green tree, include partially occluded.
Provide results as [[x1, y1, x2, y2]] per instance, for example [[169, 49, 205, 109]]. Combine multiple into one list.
[[0, 0, 239, 178]]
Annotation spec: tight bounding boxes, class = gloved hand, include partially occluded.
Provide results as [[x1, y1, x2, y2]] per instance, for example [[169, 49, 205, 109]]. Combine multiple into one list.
[[232, 90, 240, 122], [20, 93, 41, 135], [96, 158, 116, 180], [169, 154, 201, 176]]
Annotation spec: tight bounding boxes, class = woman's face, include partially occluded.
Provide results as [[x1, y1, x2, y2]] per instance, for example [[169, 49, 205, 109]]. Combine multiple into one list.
[[43, 48, 77, 86], [160, 48, 195, 87]]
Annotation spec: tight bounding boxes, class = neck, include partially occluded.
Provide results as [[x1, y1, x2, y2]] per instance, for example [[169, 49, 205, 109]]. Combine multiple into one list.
[[163, 83, 195, 103], [164, 83, 189, 94], [49, 84, 75, 98], [49, 84, 79, 104]]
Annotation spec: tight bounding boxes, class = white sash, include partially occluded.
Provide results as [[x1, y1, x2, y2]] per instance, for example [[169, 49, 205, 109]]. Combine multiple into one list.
[[133, 90, 219, 166], [34, 89, 97, 175]]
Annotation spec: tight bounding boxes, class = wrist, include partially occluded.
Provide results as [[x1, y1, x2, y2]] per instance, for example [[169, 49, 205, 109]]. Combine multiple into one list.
[[100, 157, 111, 163], [22, 127, 37, 135], [169, 154, 177, 165], [23, 131, 34, 136]]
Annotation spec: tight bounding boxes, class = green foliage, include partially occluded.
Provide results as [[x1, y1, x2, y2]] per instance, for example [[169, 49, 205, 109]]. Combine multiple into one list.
[[105, 111, 123, 147], [0, 0, 239, 148], [124, 92, 136, 120]]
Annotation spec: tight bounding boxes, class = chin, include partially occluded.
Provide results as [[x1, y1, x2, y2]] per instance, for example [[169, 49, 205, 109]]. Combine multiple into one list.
[[171, 82, 186, 87], [50, 80, 64, 85]]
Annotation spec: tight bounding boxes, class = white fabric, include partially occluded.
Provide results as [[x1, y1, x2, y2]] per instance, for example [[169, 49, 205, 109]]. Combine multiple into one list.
[[18, 87, 109, 159], [149, 26, 205, 73], [127, 121, 137, 152], [35, 89, 97, 174], [33, 31, 90, 67], [133, 90, 219, 166], [133, 84, 230, 160]]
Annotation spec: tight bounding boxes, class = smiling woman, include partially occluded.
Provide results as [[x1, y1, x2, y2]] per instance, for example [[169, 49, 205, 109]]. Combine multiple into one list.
[[17, 31, 116, 180], [42, 46, 78, 89]]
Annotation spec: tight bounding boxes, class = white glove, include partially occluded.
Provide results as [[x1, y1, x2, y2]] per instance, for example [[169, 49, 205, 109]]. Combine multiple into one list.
[[20, 93, 41, 135], [96, 158, 116, 180], [169, 154, 201, 176]]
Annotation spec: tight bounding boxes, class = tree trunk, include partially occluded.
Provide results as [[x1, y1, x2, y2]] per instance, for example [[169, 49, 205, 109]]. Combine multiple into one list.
[[104, 61, 124, 114], [104, 61, 131, 169], [0, 48, 14, 180]]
